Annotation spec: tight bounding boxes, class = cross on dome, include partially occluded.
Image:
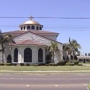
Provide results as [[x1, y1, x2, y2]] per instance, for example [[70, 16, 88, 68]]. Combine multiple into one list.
[[29, 16, 34, 20], [20, 15, 43, 31]]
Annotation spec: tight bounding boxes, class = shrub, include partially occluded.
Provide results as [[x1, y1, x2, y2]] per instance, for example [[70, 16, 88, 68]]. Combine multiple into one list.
[[52, 64, 58, 66], [73, 60, 79, 65], [0, 63, 4, 66], [12, 63, 17, 66], [30, 64, 38, 66], [57, 60, 66, 66], [38, 63, 46, 66], [66, 62, 75, 66], [25, 63, 30, 66], [77, 63, 83, 66], [48, 63, 58, 66], [5, 63, 11, 66], [45, 64, 50, 66], [20, 63, 24, 66]]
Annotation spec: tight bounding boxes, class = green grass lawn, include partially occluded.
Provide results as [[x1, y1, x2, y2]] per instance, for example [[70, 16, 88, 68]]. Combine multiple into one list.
[[0, 66, 90, 71]]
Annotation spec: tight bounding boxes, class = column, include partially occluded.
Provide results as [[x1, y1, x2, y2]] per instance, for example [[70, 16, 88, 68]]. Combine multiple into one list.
[[21, 48, 24, 63], [11, 48, 14, 63], [32, 46, 38, 64], [18, 47, 24, 63], [43, 48, 45, 63]]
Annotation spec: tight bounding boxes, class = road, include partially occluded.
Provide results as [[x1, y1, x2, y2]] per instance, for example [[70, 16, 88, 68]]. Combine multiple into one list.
[[0, 73, 90, 90]]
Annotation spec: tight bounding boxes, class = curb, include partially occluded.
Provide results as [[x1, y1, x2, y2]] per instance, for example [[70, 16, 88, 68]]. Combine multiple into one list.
[[0, 70, 90, 73]]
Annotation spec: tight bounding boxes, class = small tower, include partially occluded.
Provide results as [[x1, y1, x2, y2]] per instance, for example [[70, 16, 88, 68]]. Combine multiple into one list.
[[19, 16, 43, 31]]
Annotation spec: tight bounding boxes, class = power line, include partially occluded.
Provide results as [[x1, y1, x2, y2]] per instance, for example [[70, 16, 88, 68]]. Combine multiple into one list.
[[0, 25, 90, 29], [0, 26, 90, 31], [36, 17, 90, 19], [0, 16, 90, 19]]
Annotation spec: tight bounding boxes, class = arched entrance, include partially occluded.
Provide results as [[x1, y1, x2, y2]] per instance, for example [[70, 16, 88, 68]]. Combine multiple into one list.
[[14, 48, 18, 62], [7, 54, 12, 63], [38, 48, 43, 62], [24, 48, 32, 62]]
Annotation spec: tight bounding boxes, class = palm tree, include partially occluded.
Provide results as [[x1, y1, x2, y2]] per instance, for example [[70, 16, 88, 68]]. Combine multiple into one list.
[[63, 43, 70, 51], [63, 38, 81, 61], [0, 30, 15, 63], [63, 43, 71, 61], [68, 37, 81, 60], [47, 41, 59, 63]]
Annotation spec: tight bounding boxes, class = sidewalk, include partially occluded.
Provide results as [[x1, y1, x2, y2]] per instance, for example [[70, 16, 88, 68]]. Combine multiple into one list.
[[0, 70, 90, 73]]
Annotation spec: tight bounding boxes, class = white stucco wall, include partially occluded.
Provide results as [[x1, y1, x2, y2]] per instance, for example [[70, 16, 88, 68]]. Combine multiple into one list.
[[11, 45, 46, 64], [11, 32, 63, 64]]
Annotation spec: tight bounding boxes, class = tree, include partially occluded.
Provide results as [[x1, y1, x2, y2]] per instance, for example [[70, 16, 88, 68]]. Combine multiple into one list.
[[47, 42, 60, 63], [63, 38, 81, 61], [63, 43, 70, 51], [0, 30, 15, 63], [68, 37, 81, 60], [63, 43, 70, 61]]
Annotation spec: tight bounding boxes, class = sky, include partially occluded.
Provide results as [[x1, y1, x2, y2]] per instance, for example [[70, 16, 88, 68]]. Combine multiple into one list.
[[0, 0, 90, 55]]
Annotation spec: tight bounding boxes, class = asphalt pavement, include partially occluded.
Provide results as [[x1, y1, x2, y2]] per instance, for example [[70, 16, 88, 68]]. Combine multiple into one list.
[[0, 73, 90, 90]]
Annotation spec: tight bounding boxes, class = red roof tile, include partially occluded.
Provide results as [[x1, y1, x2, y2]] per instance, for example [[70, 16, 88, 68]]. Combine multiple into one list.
[[10, 40, 47, 46], [3, 30, 62, 44], [4, 30, 59, 36]]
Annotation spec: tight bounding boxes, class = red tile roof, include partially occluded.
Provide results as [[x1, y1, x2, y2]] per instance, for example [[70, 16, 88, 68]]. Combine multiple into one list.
[[10, 40, 47, 46], [3, 30, 62, 44], [4, 30, 59, 37]]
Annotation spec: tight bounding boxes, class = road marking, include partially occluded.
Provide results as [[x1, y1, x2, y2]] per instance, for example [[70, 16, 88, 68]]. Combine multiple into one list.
[[21, 78, 23, 79], [26, 85, 29, 87], [11, 78, 13, 79], [55, 84, 58, 86], [0, 83, 85, 87], [84, 84, 87, 86]]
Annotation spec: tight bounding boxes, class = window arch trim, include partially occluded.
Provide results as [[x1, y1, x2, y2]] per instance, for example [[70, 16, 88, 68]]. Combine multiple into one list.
[[38, 48, 43, 62], [14, 48, 18, 62], [24, 48, 32, 62]]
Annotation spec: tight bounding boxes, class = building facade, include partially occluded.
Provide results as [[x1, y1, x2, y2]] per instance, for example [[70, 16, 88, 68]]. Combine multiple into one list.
[[3, 17, 63, 64]]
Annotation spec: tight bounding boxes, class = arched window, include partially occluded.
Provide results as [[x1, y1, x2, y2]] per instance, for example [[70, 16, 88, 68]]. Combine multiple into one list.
[[21, 27, 22, 30], [24, 26, 25, 30], [38, 48, 43, 62], [14, 48, 18, 62], [27, 26, 30, 30], [40, 27, 42, 30], [63, 56, 65, 60], [36, 26, 38, 30], [24, 48, 32, 62], [71, 55, 73, 60], [7, 54, 12, 63], [32, 26, 35, 29], [66, 56, 69, 61]]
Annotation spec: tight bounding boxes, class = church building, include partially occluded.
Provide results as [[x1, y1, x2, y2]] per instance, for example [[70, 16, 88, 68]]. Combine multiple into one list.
[[3, 16, 63, 64]]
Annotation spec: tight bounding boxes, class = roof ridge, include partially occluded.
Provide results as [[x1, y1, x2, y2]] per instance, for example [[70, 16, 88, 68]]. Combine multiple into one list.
[[4, 30, 62, 44]]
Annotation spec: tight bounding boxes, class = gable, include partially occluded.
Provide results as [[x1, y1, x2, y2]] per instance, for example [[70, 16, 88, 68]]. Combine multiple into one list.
[[13, 32, 51, 45], [3, 30, 62, 44]]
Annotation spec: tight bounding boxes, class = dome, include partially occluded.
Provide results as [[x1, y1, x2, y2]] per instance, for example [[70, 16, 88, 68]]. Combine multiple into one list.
[[19, 16, 43, 31], [22, 20, 40, 25]]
